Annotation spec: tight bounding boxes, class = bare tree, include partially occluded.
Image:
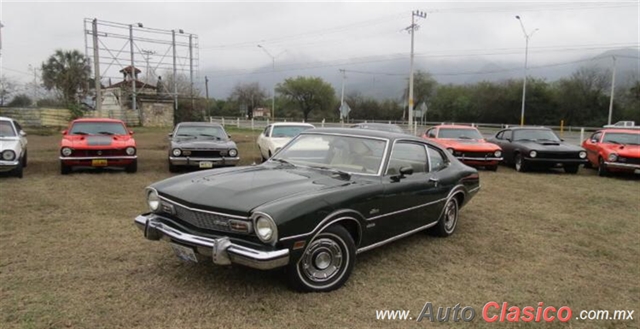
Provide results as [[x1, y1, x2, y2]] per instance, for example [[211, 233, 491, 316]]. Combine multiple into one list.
[[0, 75, 16, 106], [230, 82, 266, 118]]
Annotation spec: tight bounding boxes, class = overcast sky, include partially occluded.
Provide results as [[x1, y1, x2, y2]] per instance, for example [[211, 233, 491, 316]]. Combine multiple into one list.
[[1, 1, 638, 97]]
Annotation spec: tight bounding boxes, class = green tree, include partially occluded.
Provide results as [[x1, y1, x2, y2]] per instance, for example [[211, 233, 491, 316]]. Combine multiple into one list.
[[403, 70, 438, 117], [7, 94, 33, 107], [229, 82, 266, 118], [41, 50, 91, 105], [276, 76, 336, 121], [0, 75, 16, 106]]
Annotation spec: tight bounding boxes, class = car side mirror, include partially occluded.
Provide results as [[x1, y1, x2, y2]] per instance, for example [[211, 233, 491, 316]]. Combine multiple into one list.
[[228, 134, 231, 139], [392, 166, 414, 181], [560, 138, 565, 142], [129, 130, 135, 135], [590, 139, 598, 143], [19, 130, 27, 137], [506, 138, 512, 142], [168, 133, 173, 138], [61, 130, 68, 135]]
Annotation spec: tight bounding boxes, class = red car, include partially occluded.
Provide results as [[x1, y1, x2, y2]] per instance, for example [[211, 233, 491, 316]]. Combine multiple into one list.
[[59, 118, 137, 174], [423, 125, 502, 171], [582, 128, 640, 176]]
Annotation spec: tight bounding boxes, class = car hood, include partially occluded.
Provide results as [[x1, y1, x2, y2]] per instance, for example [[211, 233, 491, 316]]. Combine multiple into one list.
[[63, 135, 134, 148], [435, 139, 500, 151], [172, 138, 236, 149], [152, 165, 353, 215], [517, 140, 583, 152], [601, 144, 640, 157], [0, 138, 20, 151]]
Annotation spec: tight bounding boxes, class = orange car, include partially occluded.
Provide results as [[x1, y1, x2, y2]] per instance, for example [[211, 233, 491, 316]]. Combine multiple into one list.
[[582, 128, 640, 176], [423, 125, 502, 171], [59, 118, 137, 174]]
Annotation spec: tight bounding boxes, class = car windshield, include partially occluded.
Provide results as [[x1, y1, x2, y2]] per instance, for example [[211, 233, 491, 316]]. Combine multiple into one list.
[[602, 132, 640, 145], [69, 122, 127, 135], [271, 125, 313, 138], [273, 134, 387, 175], [438, 128, 483, 140], [175, 125, 227, 140], [356, 124, 404, 134], [0, 121, 17, 137], [513, 129, 560, 142]]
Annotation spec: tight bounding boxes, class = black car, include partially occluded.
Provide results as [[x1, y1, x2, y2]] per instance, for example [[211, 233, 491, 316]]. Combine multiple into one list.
[[351, 123, 407, 134], [168, 122, 239, 172], [488, 126, 588, 173], [135, 128, 480, 292]]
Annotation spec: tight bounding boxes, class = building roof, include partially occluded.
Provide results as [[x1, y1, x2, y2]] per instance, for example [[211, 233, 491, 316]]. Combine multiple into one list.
[[107, 80, 157, 89], [119, 65, 141, 74]]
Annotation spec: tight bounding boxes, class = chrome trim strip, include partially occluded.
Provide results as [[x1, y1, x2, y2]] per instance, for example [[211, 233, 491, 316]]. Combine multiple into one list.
[[604, 162, 640, 169], [468, 185, 481, 194], [59, 155, 137, 160], [366, 198, 447, 221], [458, 157, 503, 161], [356, 221, 438, 254], [155, 192, 249, 220], [169, 156, 240, 161], [279, 209, 365, 242]]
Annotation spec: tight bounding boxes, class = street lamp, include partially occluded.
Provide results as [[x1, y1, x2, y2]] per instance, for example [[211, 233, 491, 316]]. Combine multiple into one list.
[[515, 15, 538, 126], [257, 44, 286, 119]]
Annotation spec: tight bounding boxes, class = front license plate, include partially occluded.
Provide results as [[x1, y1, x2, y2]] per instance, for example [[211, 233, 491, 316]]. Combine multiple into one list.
[[92, 159, 108, 167], [199, 161, 213, 168], [170, 243, 198, 263], [634, 169, 640, 174]]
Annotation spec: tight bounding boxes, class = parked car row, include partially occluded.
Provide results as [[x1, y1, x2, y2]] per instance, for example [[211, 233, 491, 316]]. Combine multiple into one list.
[[0, 116, 28, 178]]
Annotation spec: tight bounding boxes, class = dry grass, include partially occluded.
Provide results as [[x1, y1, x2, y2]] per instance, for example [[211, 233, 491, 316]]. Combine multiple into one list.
[[1, 127, 638, 329]]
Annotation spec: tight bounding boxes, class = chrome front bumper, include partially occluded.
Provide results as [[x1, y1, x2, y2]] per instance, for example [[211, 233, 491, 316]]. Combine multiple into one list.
[[457, 156, 503, 162], [604, 161, 640, 171], [169, 156, 240, 167], [0, 160, 19, 171], [59, 156, 138, 160], [134, 214, 289, 270]]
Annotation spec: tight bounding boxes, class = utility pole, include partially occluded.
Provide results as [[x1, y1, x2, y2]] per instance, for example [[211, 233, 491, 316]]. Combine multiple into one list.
[[515, 15, 538, 126], [92, 19, 102, 111], [189, 34, 197, 117], [28, 65, 39, 106], [608, 56, 617, 125], [0, 21, 4, 58], [407, 10, 427, 128], [205, 76, 209, 99], [129, 24, 137, 112], [172, 29, 178, 112], [340, 69, 346, 107], [257, 44, 286, 119], [141, 49, 155, 83]]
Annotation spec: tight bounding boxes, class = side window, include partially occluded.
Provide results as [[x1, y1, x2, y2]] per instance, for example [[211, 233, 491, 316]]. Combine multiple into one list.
[[427, 146, 447, 172], [503, 130, 512, 141], [495, 131, 504, 139], [263, 125, 271, 137], [427, 129, 436, 138], [386, 142, 428, 175], [13, 121, 23, 133], [591, 132, 602, 142]]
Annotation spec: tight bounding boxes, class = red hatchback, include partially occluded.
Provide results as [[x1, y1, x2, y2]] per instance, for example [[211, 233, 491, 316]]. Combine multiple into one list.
[[59, 118, 137, 174], [423, 125, 502, 171], [582, 128, 640, 176]]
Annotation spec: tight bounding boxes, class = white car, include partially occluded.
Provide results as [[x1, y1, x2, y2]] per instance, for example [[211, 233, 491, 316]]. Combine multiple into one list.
[[257, 122, 315, 161], [0, 116, 28, 178]]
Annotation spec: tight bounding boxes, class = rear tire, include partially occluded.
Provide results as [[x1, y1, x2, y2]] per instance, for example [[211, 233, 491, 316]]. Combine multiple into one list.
[[169, 161, 179, 173], [515, 154, 528, 172], [486, 165, 498, 172], [564, 165, 579, 174], [429, 197, 459, 237], [125, 160, 137, 173], [286, 225, 355, 292], [60, 162, 71, 175], [22, 150, 28, 168], [13, 161, 23, 178], [598, 157, 609, 177]]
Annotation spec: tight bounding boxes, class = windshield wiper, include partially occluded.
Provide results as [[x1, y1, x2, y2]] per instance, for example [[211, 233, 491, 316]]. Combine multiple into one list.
[[536, 138, 559, 143], [199, 133, 221, 139], [97, 131, 115, 135], [73, 131, 88, 135], [309, 165, 352, 180], [270, 158, 295, 166]]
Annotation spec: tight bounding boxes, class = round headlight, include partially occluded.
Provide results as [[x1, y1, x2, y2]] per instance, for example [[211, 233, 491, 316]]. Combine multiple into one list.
[[494, 150, 502, 158], [579, 151, 587, 159], [61, 147, 72, 157], [2, 150, 16, 161], [147, 189, 160, 212], [126, 147, 136, 155], [608, 153, 618, 162], [172, 148, 182, 157], [255, 215, 277, 243], [228, 149, 238, 157], [529, 150, 537, 158], [447, 148, 455, 154]]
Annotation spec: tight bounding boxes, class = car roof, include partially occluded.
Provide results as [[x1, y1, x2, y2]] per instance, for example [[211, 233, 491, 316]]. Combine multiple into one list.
[[303, 127, 422, 142], [270, 122, 314, 127], [71, 118, 126, 123], [600, 128, 640, 134], [354, 122, 400, 127], [436, 125, 478, 130], [176, 122, 223, 127], [0, 116, 16, 122], [506, 126, 551, 131]]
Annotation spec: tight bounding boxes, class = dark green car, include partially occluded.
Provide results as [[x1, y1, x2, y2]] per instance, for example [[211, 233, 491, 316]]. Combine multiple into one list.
[[135, 128, 480, 292]]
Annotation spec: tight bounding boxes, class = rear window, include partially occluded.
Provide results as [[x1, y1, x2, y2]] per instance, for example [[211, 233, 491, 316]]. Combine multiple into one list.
[[69, 122, 127, 135]]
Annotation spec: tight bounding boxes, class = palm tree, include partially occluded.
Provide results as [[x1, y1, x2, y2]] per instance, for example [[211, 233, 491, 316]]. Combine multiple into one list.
[[41, 49, 91, 104]]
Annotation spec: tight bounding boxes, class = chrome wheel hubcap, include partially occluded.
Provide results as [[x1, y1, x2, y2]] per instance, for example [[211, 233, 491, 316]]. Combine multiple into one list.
[[444, 201, 457, 232], [301, 238, 343, 283]]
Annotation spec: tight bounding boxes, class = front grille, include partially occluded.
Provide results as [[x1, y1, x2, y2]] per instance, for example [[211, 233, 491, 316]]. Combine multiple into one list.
[[183, 150, 223, 158], [74, 149, 125, 157], [455, 151, 494, 158], [161, 199, 251, 234], [618, 157, 640, 165], [536, 152, 579, 160]]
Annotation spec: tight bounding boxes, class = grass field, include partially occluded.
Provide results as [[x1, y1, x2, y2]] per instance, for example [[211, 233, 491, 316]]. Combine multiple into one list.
[[1, 127, 638, 329]]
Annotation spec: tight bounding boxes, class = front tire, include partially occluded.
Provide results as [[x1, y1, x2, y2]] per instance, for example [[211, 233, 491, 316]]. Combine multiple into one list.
[[429, 197, 459, 237], [287, 225, 355, 292], [13, 161, 23, 178], [486, 165, 498, 172], [22, 150, 27, 168], [515, 154, 528, 172], [598, 157, 609, 177], [60, 162, 71, 175], [125, 160, 137, 173], [564, 165, 579, 174]]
